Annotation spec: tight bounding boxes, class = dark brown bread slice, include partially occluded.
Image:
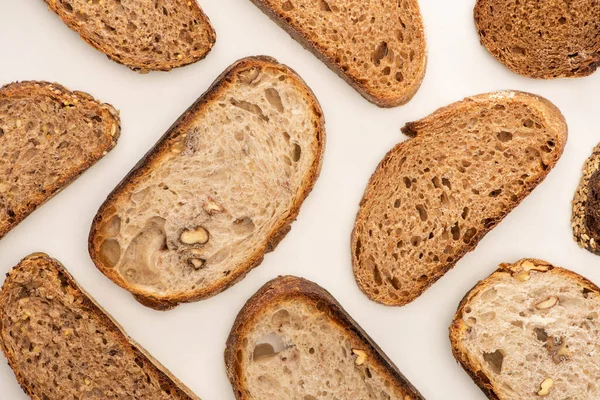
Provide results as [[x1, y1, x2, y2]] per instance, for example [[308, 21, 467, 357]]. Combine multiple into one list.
[[44, 0, 216, 72], [474, 0, 600, 79], [0, 253, 200, 399], [572, 143, 600, 254], [0, 81, 120, 241], [352, 91, 568, 306], [225, 276, 425, 400], [450, 258, 600, 400], [248, 0, 427, 107]]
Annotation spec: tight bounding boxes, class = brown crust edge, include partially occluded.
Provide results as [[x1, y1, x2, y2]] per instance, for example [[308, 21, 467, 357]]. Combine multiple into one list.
[[351, 90, 569, 306], [572, 142, 600, 255], [0, 252, 200, 399], [88, 56, 325, 310], [224, 275, 425, 400]]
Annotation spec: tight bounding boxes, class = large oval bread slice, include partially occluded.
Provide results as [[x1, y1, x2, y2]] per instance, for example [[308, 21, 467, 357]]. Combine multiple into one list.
[[248, 0, 427, 107], [225, 276, 425, 400], [44, 0, 216, 72], [0, 253, 201, 400], [352, 91, 567, 306], [450, 258, 600, 400], [474, 0, 600, 79], [572, 142, 600, 254], [89, 56, 325, 310], [0, 81, 120, 241]]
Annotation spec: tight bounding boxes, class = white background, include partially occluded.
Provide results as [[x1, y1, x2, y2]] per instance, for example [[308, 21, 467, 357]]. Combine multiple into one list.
[[1, 1, 600, 399]]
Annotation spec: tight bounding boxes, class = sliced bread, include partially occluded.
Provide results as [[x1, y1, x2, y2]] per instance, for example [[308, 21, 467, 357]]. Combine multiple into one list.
[[44, 0, 216, 72], [352, 91, 567, 306], [0, 81, 120, 241], [474, 0, 600, 79], [247, 0, 427, 107], [450, 258, 600, 400], [0, 253, 201, 399], [89, 56, 325, 310], [572, 142, 600, 254], [225, 275, 424, 400]]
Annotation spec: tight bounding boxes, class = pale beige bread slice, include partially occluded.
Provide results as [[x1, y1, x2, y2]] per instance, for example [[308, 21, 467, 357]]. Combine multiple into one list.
[[44, 0, 216, 72], [0, 253, 201, 399], [248, 0, 427, 107], [89, 56, 325, 310], [352, 91, 568, 306], [450, 258, 600, 400], [225, 275, 424, 400], [0, 81, 120, 241], [474, 0, 600, 79], [572, 143, 600, 254]]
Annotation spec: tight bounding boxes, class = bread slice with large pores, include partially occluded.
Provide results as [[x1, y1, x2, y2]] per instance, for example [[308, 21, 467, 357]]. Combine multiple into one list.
[[572, 142, 600, 254], [89, 56, 325, 310], [474, 0, 600, 79], [0, 253, 201, 399], [352, 91, 567, 306], [247, 0, 427, 107], [225, 275, 425, 400], [44, 0, 216, 72], [450, 258, 600, 400], [0, 81, 120, 241]]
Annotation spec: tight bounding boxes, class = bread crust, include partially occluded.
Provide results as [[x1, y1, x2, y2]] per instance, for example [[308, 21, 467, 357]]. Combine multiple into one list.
[[225, 275, 425, 400], [0, 253, 201, 399], [0, 81, 120, 241], [351, 91, 568, 306], [88, 56, 325, 310], [449, 258, 600, 400], [572, 142, 600, 254]]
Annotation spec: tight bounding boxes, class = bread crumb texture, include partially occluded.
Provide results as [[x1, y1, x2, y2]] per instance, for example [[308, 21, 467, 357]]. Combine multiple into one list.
[[572, 143, 600, 253]]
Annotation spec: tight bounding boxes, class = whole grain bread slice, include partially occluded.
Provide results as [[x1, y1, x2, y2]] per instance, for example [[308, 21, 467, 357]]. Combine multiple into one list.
[[0, 81, 120, 241], [225, 275, 425, 400], [352, 91, 567, 306], [0, 253, 201, 400], [572, 142, 600, 254], [248, 0, 427, 107], [43, 0, 216, 72], [474, 0, 600, 79], [450, 258, 600, 400], [89, 56, 325, 310]]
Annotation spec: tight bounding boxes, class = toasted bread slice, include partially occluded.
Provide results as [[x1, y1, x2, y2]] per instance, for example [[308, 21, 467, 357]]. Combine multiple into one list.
[[352, 91, 567, 306], [225, 276, 424, 400], [0, 253, 201, 400], [450, 258, 600, 400], [572, 142, 600, 254], [44, 0, 216, 72], [89, 56, 325, 310], [474, 0, 600, 79], [0, 81, 120, 241], [248, 0, 427, 107]]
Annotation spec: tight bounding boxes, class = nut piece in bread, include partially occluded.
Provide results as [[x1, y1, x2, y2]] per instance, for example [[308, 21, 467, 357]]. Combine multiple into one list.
[[352, 91, 567, 307], [225, 276, 425, 400], [572, 142, 600, 254]]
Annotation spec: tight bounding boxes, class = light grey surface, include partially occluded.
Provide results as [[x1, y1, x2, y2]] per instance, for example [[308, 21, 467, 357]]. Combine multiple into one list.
[[0, 1, 599, 399]]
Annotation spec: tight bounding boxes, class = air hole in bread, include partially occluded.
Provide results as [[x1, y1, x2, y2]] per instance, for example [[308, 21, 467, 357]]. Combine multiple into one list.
[[265, 88, 284, 112], [416, 205, 427, 221], [230, 98, 269, 122], [403, 177, 411, 188], [373, 266, 383, 286], [282, 0, 294, 11], [451, 224, 460, 240], [318, 0, 332, 12], [463, 228, 477, 243], [292, 143, 302, 162], [483, 350, 504, 374], [497, 131, 512, 142], [99, 239, 121, 268], [372, 42, 388, 66], [253, 333, 286, 361]]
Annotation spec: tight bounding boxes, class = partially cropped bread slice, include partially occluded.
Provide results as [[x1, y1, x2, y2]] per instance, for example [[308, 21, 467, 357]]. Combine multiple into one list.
[[450, 258, 600, 400], [474, 0, 600, 79], [225, 276, 424, 400], [352, 91, 567, 306], [89, 56, 325, 310], [44, 0, 216, 72], [0, 253, 201, 399], [572, 143, 600, 254], [0, 81, 120, 241], [248, 0, 427, 107]]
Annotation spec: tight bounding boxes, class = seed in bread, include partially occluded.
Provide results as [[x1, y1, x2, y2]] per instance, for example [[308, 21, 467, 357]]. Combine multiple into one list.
[[572, 142, 600, 253], [225, 275, 425, 400], [450, 258, 600, 400], [0, 81, 120, 241], [352, 91, 568, 306]]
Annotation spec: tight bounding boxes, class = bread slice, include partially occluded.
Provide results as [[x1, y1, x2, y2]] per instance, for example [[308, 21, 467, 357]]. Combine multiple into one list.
[[89, 56, 325, 310], [0, 253, 201, 399], [572, 143, 600, 254], [44, 0, 216, 72], [474, 0, 600, 79], [0, 81, 120, 241], [247, 0, 427, 107], [352, 91, 568, 306], [225, 275, 424, 400], [450, 258, 600, 400]]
